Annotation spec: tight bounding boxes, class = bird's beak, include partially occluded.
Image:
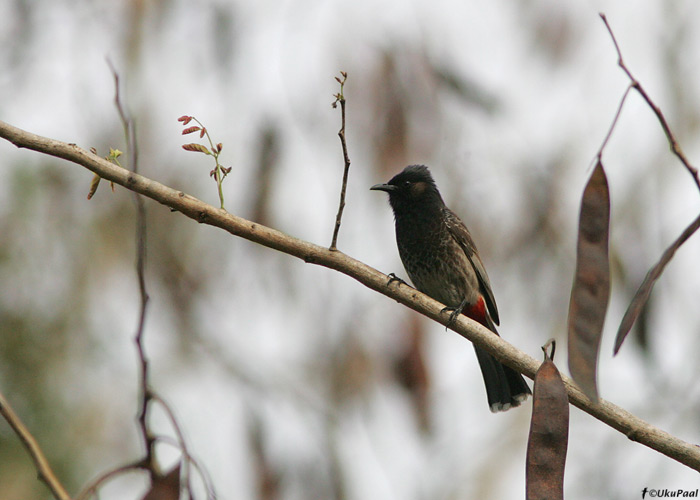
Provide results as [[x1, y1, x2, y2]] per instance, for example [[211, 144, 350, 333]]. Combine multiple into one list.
[[370, 183, 396, 192]]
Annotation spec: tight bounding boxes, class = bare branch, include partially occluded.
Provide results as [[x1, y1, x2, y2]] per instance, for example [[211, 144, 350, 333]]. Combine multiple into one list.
[[0, 391, 71, 500], [150, 393, 218, 499], [1, 120, 699, 471], [108, 65, 158, 481], [596, 83, 633, 159], [597, 14, 700, 353], [74, 462, 146, 500], [330, 71, 351, 250], [600, 13, 700, 192]]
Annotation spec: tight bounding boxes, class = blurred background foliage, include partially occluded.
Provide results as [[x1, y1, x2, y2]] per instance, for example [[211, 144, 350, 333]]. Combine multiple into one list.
[[1, 0, 700, 498]]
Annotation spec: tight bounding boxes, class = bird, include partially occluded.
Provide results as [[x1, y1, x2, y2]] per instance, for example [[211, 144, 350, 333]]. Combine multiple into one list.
[[371, 165, 531, 412]]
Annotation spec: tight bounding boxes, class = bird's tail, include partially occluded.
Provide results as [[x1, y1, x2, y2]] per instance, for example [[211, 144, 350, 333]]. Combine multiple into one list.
[[464, 304, 531, 412], [473, 345, 531, 413]]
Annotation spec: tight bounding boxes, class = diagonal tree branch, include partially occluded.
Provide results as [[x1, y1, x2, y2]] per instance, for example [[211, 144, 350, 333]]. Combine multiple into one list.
[[0, 391, 71, 500], [1, 119, 700, 472]]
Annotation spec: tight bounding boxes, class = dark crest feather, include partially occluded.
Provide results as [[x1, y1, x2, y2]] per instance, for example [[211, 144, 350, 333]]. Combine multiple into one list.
[[388, 165, 436, 187]]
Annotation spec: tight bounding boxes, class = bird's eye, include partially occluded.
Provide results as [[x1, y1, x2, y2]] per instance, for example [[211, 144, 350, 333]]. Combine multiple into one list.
[[403, 180, 411, 187]]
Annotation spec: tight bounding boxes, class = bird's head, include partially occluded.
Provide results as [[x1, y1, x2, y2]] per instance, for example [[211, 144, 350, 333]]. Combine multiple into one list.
[[370, 165, 444, 212]]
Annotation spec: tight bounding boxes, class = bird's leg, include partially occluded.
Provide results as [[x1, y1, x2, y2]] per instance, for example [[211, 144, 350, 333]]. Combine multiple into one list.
[[442, 297, 469, 328], [386, 273, 408, 287]]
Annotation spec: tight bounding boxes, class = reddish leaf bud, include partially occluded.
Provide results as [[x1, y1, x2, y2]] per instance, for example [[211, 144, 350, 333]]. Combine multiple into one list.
[[182, 126, 201, 135], [182, 143, 211, 154]]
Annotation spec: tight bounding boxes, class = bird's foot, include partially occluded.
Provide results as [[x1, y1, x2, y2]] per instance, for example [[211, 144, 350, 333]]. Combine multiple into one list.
[[441, 298, 468, 329], [386, 273, 408, 287]]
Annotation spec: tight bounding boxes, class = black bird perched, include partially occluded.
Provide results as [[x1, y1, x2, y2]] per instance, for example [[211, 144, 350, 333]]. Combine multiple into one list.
[[371, 165, 531, 412]]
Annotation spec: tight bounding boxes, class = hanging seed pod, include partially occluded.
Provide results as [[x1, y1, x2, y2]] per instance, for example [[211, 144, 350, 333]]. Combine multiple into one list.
[[526, 340, 569, 500]]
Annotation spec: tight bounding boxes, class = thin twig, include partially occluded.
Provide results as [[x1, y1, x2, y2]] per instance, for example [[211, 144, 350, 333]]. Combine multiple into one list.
[[108, 63, 156, 479], [330, 71, 351, 250], [150, 393, 218, 499], [597, 14, 700, 352], [73, 462, 146, 500], [1, 121, 699, 471], [600, 13, 700, 192], [596, 83, 633, 159], [149, 394, 190, 494], [155, 435, 218, 500], [0, 392, 71, 500]]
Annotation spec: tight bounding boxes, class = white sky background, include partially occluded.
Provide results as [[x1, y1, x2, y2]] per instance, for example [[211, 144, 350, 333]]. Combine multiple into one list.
[[1, 0, 700, 499]]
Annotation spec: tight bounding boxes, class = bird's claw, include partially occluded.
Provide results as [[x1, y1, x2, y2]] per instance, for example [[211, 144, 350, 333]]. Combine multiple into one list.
[[387, 273, 408, 287], [442, 299, 467, 328], [441, 307, 460, 328]]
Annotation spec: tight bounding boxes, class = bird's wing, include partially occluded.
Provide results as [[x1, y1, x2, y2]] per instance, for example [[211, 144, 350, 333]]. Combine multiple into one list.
[[443, 207, 500, 325]]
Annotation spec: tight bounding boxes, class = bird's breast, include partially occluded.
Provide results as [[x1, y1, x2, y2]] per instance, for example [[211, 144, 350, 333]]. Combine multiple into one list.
[[394, 216, 480, 308]]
